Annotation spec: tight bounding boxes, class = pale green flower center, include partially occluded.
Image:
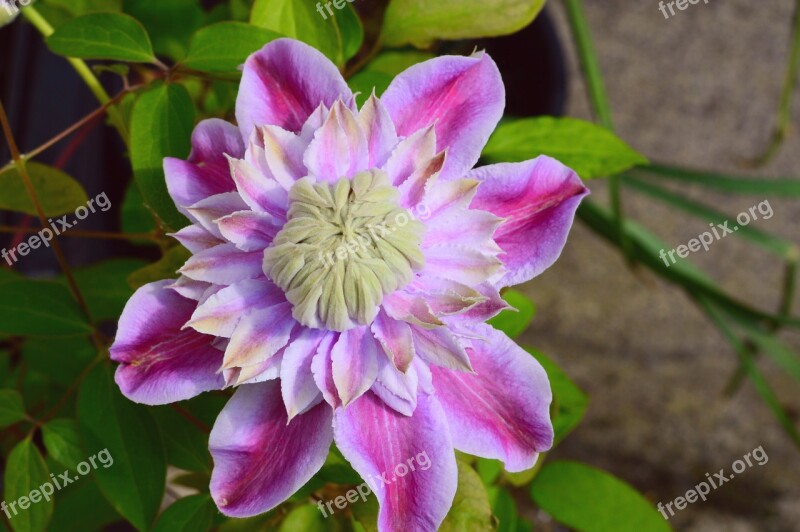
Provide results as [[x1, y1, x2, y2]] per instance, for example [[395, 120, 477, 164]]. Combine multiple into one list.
[[263, 170, 425, 331]]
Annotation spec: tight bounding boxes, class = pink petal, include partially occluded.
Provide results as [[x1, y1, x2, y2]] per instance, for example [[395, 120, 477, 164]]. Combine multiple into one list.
[[431, 323, 553, 472], [166, 276, 210, 301], [222, 302, 296, 369], [357, 93, 398, 168], [383, 125, 436, 187], [422, 245, 502, 285], [179, 243, 265, 285], [420, 178, 479, 218], [187, 278, 284, 337], [469, 156, 589, 287], [229, 156, 289, 219], [210, 381, 333, 517], [370, 310, 416, 372], [331, 327, 380, 406], [280, 328, 327, 420], [187, 192, 249, 239], [382, 291, 443, 329], [303, 100, 369, 182], [397, 151, 446, 209], [217, 211, 282, 252], [423, 208, 503, 248], [236, 38, 352, 138], [411, 326, 472, 372], [170, 224, 222, 253], [311, 333, 340, 407], [333, 392, 457, 532], [110, 281, 223, 405], [382, 52, 504, 181], [371, 357, 419, 416]]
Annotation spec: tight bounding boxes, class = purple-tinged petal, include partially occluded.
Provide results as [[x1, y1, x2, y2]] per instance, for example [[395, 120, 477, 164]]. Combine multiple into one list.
[[371, 357, 419, 416], [210, 381, 333, 517], [398, 151, 445, 209], [412, 325, 473, 372], [166, 276, 210, 301], [229, 352, 283, 386], [222, 302, 296, 369], [170, 224, 222, 253], [229, 156, 289, 219], [217, 211, 282, 252], [303, 100, 369, 182], [454, 282, 510, 323], [236, 38, 352, 138], [408, 276, 486, 317], [422, 245, 502, 285], [383, 125, 436, 187], [110, 281, 223, 405], [257, 125, 309, 188], [421, 178, 479, 218], [331, 326, 380, 406], [179, 243, 264, 285], [164, 119, 242, 212], [371, 309, 416, 373], [382, 52, 504, 181], [431, 323, 553, 472], [187, 278, 284, 337], [382, 291, 443, 329], [187, 192, 249, 239], [468, 156, 589, 287], [358, 93, 398, 168], [280, 328, 327, 420], [311, 333, 340, 408], [333, 392, 456, 532], [423, 208, 503, 248]]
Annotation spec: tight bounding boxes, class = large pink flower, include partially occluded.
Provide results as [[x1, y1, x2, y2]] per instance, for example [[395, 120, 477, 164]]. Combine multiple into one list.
[[110, 38, 588, 531]]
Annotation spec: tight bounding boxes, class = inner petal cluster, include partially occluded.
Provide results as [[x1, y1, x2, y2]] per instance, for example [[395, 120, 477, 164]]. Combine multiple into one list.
[[263, 170, 425, 331]]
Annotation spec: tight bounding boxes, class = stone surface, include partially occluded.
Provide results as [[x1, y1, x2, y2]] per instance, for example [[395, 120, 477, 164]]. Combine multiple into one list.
[[520, 1, 800, 530]]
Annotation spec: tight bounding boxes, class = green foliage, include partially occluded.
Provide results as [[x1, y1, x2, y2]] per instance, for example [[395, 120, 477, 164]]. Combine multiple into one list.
[[279, 504, 328, 531], [42, 419, 86, 470], [127, 245, 191, 289], [129, 82, 194, 231], [0, 389, 25, 428], [151, 405, 211, 472], [0, 280, 91, 336], [440, 460, 494, 531], [42, 0, 122, 16], [123, 0, 206, 60], [67, 259, 148, 321], [483, 117, 648, 179], [531, 461, 671, 532], [183, 22, 282, 73], [78, 365, 166, 530], [4, 439, 54, 532], [382, 0, 546, 47], [0, 163, 87, 216], [46, 12, 156, 63], [152, 495, 216, 532], [487, 290, 536, 339]]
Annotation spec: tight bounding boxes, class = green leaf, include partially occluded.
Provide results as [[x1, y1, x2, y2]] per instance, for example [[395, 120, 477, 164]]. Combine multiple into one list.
[[637, 164, 800, 197], [46, 12, 156, 62], [350, 492, 379, 532], [0, 388, 25, 428], [123, 0, 206, 60], [151, 406, 211, 472], [483, 117, 648, 179], [183, 22, 282, 72], [21, 336, 95, 387], [78, 365, 166, 531], [127, 245, 191, 289], [476, 458, 502, 486], [121, 180, 157, 237], [337, 5, 363, 62], [440, 460, 493, 531], [348, 71, 395, 107], [50, 478, 120, 531], [279, 504, 326, 532], [250, 0, 343, 65], [4, 439, 54, 532], [67, 259, 148, 320], [0, 162, 88, 217], [152, 495, 215, 532], [531, 461, 671, 532], [42, 419, 86, 470], [487, 290, 535, 338], [382, 0, 545, 48], [129, 82, 194, 231], [526, 348, 587, 445], [0, 280, 91, 336], [488, 486, 518, 532], [42, 0, 122, 16]]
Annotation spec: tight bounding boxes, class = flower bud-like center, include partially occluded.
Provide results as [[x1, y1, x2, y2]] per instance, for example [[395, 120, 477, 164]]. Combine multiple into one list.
[[263, 170, 425, 331]]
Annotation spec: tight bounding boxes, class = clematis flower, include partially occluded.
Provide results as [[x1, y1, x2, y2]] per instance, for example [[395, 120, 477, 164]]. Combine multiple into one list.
[[110, 38, 588, 531]]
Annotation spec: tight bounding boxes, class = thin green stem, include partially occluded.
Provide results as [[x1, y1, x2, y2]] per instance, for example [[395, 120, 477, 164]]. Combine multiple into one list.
[[562, 0, 631, 262], [20, 5, 130, 145]]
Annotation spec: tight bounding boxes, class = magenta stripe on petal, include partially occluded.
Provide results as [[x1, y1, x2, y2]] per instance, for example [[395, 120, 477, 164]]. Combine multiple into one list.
[[382, 52, 504, 181], [431, 323, 553, 472], [468, 156, 589, 287], [110, 281, 223, 405], [210, 381, 333, 517], [236, 38, 352, 138], [333, 392, 457, 532]]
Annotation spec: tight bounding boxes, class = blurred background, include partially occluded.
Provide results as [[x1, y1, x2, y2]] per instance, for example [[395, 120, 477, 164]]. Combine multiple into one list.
[[528, 1, 800, 530]]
